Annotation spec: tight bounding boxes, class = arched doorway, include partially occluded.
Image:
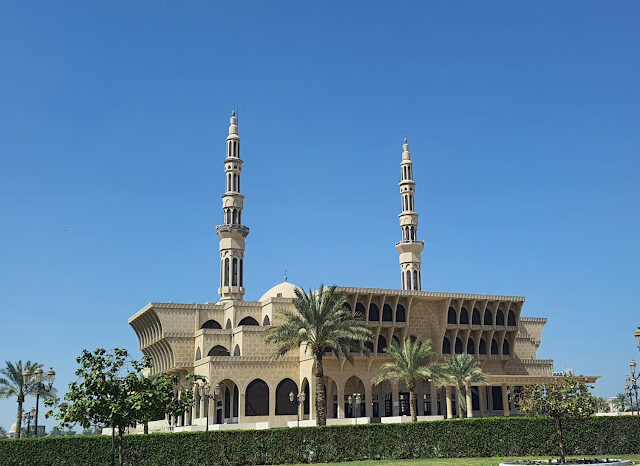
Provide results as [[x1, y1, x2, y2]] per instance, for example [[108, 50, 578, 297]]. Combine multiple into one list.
[[245, 379, 269, 416], [344, 376, 366, 418], [275, 378, 299, 415]]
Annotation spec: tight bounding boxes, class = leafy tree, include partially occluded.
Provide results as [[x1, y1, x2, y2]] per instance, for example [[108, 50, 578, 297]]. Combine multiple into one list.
[[373, 337, 444, 422], [612, 392, 628, 412], [265, 285, 373, 426], [45, 348, 199, 466], [440, 354, 487, 418], [0, 426, 7, 439], [518, 374, 598, 464], [0, 361, 41, 439], [593, 396, 609, 413]]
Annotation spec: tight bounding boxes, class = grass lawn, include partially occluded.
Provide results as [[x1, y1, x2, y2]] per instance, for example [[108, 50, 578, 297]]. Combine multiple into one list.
[[298, 456, 640, 465]]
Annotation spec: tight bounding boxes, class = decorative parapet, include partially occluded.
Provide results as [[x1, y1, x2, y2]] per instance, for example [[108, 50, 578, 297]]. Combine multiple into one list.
[[334, 286, 525, 302]]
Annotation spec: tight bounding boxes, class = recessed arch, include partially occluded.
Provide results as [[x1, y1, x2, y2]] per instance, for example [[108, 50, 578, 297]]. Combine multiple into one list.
[[355, 303, 366, 319], [491, 339, 499, 355], [377, 335, 387, 354], [245, 379, 269, 416], [455, 337, 463, 354], [226, 319, 232, 329], [472, 308, 481, 325], [484, 309, 493, 326], [392, 335, 400, 347], [396, 304, 406, 322], [275, 378, 298, 415], [382, 304, 393, 322], [208, 345, 230, 357], [343, 302, 352, 313], [479, 338, 487, 354], [263, 315, 271, 326], [233, 344, 241, 356], [447, 307, 457, 324], [460, 307, 469, 324], [467, 338, 475, 354], [496, 309, 505, 326], [442, 337, 451, 354], [503, 339, 510, 355], [238, 316, 259, 326], [508, 309, 516, 327], [368, 303, 380, 321], [201, 319, 222, 329], [195, 347, 201, 360]]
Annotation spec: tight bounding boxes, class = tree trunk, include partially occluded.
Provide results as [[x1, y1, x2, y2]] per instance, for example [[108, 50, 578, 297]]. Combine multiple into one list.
[[555, 417, 565, 464], [118, 427, 125, 466], [457, 386, 465, 418], [143, 418, 148, 435], [15, 393, 24, 439], [408, 382, 417, 422], [314, 355, 326, 426]]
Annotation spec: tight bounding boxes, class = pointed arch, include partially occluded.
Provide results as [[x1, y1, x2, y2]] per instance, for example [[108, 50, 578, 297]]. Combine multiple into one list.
[[226, 319, 232, 329], [195, 347, 201, 360], [201, 319, 222, 329], [508, 309, 516, 327], [484, 309, 493, 326], [442, 337, 451, 354], [208, 345, 230, 357], [233, 345, 241, 356], [376, 335, 387, 354], [245, 379, 269, 416], [382, 304, 392, 322], [502, 339, 510, 355], [479, 338, 487, 354], [395, 304, 406, 323], [447, 307, 457, 324], [460, 307, 469, 324], [368, 303, 380, 321], [262, 315, 271, 326], [275, 378, 298, 415], [496, 309, 505, 326], [238, 316, 259, 326], [491, 339, 499, 355], [467, 338, 475, 354], [472, 308, 481, 325], [455, 337, 463, 354]]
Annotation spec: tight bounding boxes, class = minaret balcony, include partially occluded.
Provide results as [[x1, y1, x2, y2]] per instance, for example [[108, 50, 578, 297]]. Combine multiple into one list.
[[216, 224, 250, 238], [395, 240, 424, 247]]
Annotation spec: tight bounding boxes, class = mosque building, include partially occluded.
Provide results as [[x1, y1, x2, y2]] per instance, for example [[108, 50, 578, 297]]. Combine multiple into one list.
[[128, 112, 591, 431]]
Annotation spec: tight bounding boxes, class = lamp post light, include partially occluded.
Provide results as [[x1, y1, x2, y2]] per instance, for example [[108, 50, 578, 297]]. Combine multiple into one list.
[[289, 391, 306, 427], [634, 327, 640, 352], [347, 393, 362, 425], [22, 367, 55, 437], [22, 408, 35, 438], [200, 382, 220, 431]]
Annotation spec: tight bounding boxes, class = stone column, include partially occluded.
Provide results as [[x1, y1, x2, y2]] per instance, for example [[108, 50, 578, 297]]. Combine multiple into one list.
[[391, 382, 399, 416], [364, 383, 373, 418], [445, 386, 453, 419], [238, 392, 245, 424], [502, 384, 510, 417], [479, 386, 488, 417], [487, 385, 494, 414], [337, 383, 345, 418], [466, 386, 473, 418], [269, 385, 276, 425], [429, 382, 438, 416]]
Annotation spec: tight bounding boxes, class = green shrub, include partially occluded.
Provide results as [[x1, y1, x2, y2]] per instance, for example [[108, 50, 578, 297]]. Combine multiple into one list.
[[0, 417, 638, 465]]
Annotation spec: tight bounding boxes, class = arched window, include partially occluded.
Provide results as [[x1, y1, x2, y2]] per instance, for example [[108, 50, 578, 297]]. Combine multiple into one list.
[[195, 347, 201, 360], [508, 309, 516, 326], [225, 319, 232, 329], [355, 303, 366, 319], [224, 387, 231, 418], [238, 316, 259, 326], [484, 309, 493, 326], [455, 337, 463, 354], [406, 270, 412, 290], [233, 385, 239, 417], [201, 319, 222, 329], [491, 339, 499, 355], [364, 340, 374, 353], [232, 258, 238, 286], [377, 335, 387, 354], [472, 308, 481, 325], [382, 304, 392, 322], [343, 302, 352, 313], [413, 270, 418, 289], [447, 307, 457, 324], [467, 338, 475, 354], [442, 337, 451, 354], [245, 379, 269, 416], [368, 303, 380, 321], [503, 339, 510, 355], [396, 304, 406, 322], [479, 338, 487, 354], [263, 315, 271, 326], [224, 258, 229, 286], [392, 335, 400, 347], [227, 173, 231, 192], [233, 345, 241, 356], [275, 378, 298, 415], [496, 309, 505, 326], [208, 345, 230, 357], [232, 210, 237, 224], [460, 307, 469, 324], [239, 259, 243, 287]]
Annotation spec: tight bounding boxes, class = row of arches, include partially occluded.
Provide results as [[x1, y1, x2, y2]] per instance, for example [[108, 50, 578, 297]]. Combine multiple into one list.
[[224, 208, 242, 225], [226, 172, 241, 192], [442, 336, 510, 356], [402, 193, 414, 212], [401, 164, 413, 180], [221, 257, 244, 288], [447, 307, 516, 327], [227, 139, 240, 158], [200, 316, 263, 330], [401, 225, 417, 242], [403, 269, 421, 291], [347, 302, 407, 323]]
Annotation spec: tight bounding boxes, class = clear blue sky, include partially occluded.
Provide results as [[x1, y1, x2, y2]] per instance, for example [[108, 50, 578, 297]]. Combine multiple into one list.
[[1, 1, 638, 431]]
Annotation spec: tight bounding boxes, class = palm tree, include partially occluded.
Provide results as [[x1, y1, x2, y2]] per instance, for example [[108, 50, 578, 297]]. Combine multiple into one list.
[[0, 361, 40, 438], [265, 285, 373, 426], [613, 393, 628, 412], [441, 353, 487, 418], [373, 337, 444, 422]]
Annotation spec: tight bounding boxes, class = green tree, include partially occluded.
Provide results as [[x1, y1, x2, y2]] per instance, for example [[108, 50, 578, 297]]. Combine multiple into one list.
[[373, 337, 444, 422], [45, 348, 199, 466], [265, 285, 373, 426], [0, 361, 41, 439], [612, 392, 628, 412], [441, 354, 487, 418], [518, 374, 598, 464], [0, 426, 7, 439]]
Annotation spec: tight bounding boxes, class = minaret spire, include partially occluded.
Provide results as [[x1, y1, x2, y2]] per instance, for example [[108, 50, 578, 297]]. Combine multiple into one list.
[[216, 111, 249, 301], [395, 137, 424, 290]]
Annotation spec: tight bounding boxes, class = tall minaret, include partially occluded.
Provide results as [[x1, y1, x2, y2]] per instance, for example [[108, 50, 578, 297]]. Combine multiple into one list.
[[216, 110, 249, 301], [395, 137, 424, 291]]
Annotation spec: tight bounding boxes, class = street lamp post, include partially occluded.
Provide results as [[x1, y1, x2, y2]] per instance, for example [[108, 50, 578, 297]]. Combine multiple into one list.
[[289, 391, 306, 427], [347, 393, 362, 425], [629, 360, 639, 416], [200, 382, 220, 431], [22, 367, 55, 437], [22, 408, 35, 438]]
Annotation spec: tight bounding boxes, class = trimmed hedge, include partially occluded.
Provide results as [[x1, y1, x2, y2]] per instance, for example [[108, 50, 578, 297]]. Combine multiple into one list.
[[1, 417, 639, 465]]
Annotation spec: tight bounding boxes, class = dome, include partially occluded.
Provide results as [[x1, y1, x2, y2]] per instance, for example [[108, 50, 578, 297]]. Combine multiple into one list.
[[259, 281, 298, 302]]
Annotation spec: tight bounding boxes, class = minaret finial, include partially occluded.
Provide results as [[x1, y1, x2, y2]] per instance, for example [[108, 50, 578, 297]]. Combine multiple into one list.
[[404, 135, 407, 144], [284, 270, 287, 282]]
